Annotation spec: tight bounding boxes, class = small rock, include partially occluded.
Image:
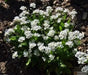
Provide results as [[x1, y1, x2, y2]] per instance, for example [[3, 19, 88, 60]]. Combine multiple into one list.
[[0, 31, 2, 34], [82, 12, 87, 20], [0, 62, 7, 73]]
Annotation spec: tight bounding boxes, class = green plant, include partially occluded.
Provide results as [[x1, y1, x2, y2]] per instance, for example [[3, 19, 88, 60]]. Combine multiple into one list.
[[4, 3, 84, 75]]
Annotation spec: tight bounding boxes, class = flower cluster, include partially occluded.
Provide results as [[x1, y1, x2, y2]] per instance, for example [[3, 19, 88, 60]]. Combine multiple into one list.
[[81, 65, 88, 72], [4, 3, 84, 75], [75, 51, 88, 64]]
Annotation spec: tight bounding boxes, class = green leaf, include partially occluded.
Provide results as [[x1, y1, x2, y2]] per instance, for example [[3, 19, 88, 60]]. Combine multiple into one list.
[[10, 36, 17, 41], [20, 42, 27, 46], [63, 14, 67, 20], [26, 58, 31, 66], [59, 26, 62, 31]]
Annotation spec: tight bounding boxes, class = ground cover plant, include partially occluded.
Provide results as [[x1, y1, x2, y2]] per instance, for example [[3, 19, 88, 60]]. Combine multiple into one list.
[[4, 2, 84, 75]]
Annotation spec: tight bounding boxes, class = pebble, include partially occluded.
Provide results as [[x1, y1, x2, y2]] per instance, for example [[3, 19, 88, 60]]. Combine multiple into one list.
[[82, 12, 87, 20]]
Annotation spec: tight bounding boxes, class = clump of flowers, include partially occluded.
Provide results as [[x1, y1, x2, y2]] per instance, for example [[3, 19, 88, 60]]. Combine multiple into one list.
[[4, 3, 84, 75], [75, 50, 88, 73]]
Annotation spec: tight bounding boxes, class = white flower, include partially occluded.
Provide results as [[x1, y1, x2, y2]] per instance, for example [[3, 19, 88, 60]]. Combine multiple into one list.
[[20, 6, 27, 11], [44, 47, 51, 54], [33, 33, 40, 37], [44, 20, 50, 24], [46, 6, 53, 13], [78, 57, 87, 64], [47, 29, 55, 37], [18, 37, 25, 42], [75, 51, 85, 58], [55, 7, 63, 12], [56, 42, 64, 48], [75, 51, 88, 64], [69, 9, 77, 15], [68, 32, 75, 40], [12, 51, 18, 59], [38, 44, 45, 52], [69, 9, 77, 19], [73, 48, 77, 52], [81, 65, 88, 72], [31, 19, 39, 26], [39, 10, 45, 15], [34, 50, 40, 56], [49, 54, 55, 60], [59, 29, 69, 39], [57, 18, 62, 23], [19, 10, 29, 17], [77, 32, 84, 40], [20, 17, 30, 24], [23, 51, 28, 57], [30, 3, 36, 8], [21, 26, 30, 31], [65, 41, 73, 48], [29, 42, 36, 49], [42, 57, 46, 61], [43, 23, 50, 30], [48, 42, 56, 50], [37, 42, 42, 46], [33, 9, 40, 14], [13, 16, 21, 22], [31, 26, 41, 31], [63, 9, 69, 13], [24, 31, 32, 39], [51, 15, 58, 20], [64, 23, 69, 27], [54, 35, 59, 40], [4, 28, 14, 36], [56, 13, 61, 17], [43, 35, 49, 40]]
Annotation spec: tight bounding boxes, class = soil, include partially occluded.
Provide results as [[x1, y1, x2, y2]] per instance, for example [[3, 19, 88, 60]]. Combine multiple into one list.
[[0, 0, 88, 75]]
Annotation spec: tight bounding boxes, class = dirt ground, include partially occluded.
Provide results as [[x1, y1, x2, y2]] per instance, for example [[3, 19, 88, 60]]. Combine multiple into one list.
[[0, 0, 88, 75]]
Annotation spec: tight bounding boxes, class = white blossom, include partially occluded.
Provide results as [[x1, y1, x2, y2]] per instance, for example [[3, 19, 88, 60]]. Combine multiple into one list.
[[18, 37, 25, 42], [64, 23, 69, 27], [23, 51, 28, 57], [43, 24, 50, 30], [5, 28, 14, 36], [54, 35, 59, 40], [30, 3, 36, 8], [42, 57, 46, 61], [55, 7, 63, 12], [48, 42, 56, 50], [21, 26, 30, 31], [29, 42, 36, 49], [33, 9, 40, 14], [38, 44, 45, 52], [47, 29, 55, 37], [49, 54, 55, 60], [81, 65, 88, 72], [57, 18, 62, 23], [46, 6, 53, 13], [12, 51, 18, 59], [34, 50, 40, 56], [44, 47, 51, 54], [75, 51, 88, 64], [24, 31, 32, 39], [13, 16, 21, 22], [19, 10, 29, 17], [43, 35, 49, 40], [65, 41, 73, 48], [33, 33, 41, 37], [63, 9, 69, 13], [20, 6, 27, 11], [59, 29, 69, 39], [77, 32, 84, 40]]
